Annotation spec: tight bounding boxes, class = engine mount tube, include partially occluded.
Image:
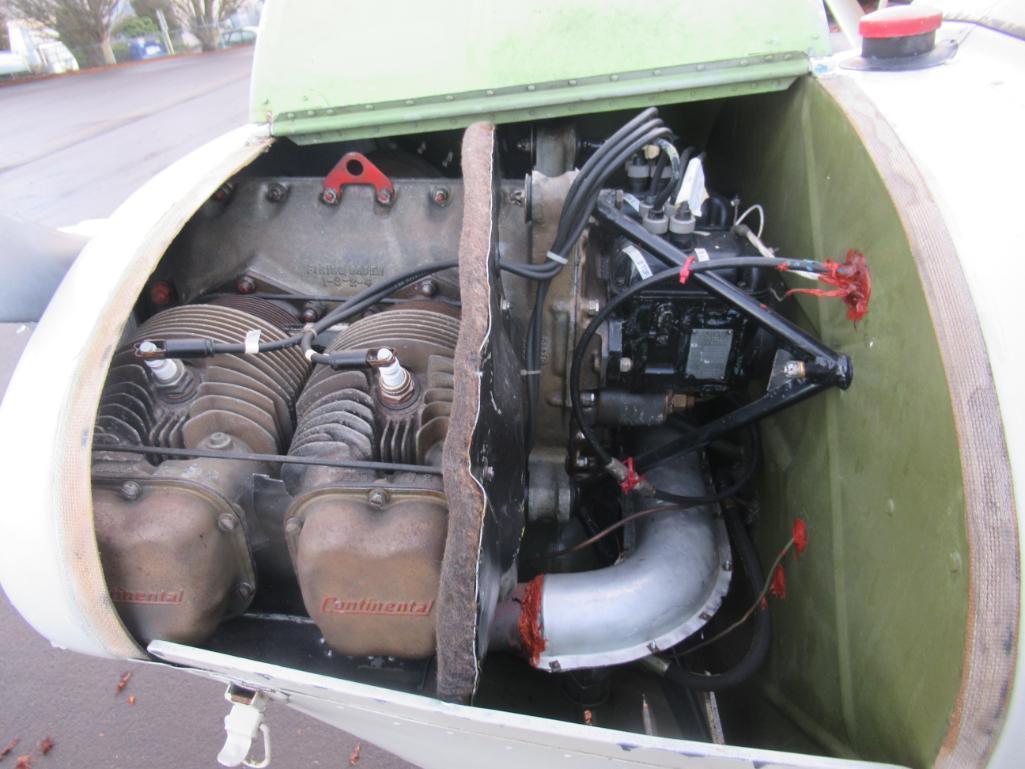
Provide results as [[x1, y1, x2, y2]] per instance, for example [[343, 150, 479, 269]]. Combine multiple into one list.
[[492, 444, 732, 671]]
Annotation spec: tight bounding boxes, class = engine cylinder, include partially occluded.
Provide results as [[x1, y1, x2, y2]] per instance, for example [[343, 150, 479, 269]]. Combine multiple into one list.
[[284, 307, 457, 658], [92, 301, 307, 645]]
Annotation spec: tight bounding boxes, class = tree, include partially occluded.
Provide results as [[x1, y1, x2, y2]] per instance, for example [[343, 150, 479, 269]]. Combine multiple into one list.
[[116, 15, 158, 38], [172, 0, 241, 51], [1, 7, 10, 50], [8, 0, 119, 66], [131, 0, 179, 31]]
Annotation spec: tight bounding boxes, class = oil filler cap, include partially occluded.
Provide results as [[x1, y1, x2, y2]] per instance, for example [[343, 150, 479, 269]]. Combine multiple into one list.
[[843, 5, 956, 71]]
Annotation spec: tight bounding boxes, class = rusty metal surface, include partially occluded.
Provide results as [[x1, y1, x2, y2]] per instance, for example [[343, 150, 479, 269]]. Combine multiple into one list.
[[282, 306, 458, 658], [285, 486, 448, 658], [91, 303, 310, 647], [157, 177, 531, 312], [93, 473, 255, 646]]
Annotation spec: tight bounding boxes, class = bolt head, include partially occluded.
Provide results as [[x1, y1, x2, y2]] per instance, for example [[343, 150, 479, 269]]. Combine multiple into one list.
[[482, 466, 495, 482], [119, 480, 142, 501], [237, 582, 255, 599], [284, 518, 303, 536], [618, 357, 633, 373], [265, 182, 287, 202], [376, 188, 393, 206], [431, 187, 450, 206], [208, 432, 232, 450], [217, 514, 238, 532], [236, 276, 255, 295], [321, 188, 338, 205], [301, 306, 319, 323], [783, 360, 806, 379], [419, 279, 438, 298], [581, 391, 596, 405], [367, 488, 390, 508]]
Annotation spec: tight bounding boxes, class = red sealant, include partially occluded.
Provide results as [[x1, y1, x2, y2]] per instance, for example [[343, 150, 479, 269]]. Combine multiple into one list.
[[518, 575, 547, 665], [619, 456, 644, 494], [769, 564, 787, 599], [787, 249, 872, 321], [793, 518, 808, 555], [678, 255, 697, 285]]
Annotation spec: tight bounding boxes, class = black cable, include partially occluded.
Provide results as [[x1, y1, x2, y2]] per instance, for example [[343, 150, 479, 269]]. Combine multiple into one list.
[[664, 504, 771, 690], [646, 151, 669, 202], [647, 424, 760, 506], [95, 444, 443, 476], [148, 260, 459, 359], [518, 110, 673, 454]]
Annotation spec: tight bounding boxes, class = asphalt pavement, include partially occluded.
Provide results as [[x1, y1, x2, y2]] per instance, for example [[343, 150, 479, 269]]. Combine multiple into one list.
[[0, 50, 413, 769]]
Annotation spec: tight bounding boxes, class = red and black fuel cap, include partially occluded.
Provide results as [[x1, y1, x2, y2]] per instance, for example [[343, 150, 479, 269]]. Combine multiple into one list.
[[843, 5, 957, 71]]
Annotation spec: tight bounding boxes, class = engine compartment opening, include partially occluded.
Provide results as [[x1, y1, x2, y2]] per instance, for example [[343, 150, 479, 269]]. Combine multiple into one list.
[[86, 78, 969, 768]]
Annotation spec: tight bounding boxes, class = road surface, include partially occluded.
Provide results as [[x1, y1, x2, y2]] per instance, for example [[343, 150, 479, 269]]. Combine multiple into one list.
[[0, 50, 413, 769]]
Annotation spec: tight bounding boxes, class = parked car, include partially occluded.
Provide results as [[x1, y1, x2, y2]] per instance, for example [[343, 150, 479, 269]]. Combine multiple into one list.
[[220, 26, 258, 48], [0, 50, 30, 78], [128, 36, 167, 61]]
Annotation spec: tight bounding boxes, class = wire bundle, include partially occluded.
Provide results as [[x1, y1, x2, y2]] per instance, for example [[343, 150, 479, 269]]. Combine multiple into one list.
[[511, 108, 675, 451]]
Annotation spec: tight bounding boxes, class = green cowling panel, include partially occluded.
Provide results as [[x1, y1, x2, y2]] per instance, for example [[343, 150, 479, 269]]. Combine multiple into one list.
[[250, 0, 830, 142], [708, 78, 968, 768]]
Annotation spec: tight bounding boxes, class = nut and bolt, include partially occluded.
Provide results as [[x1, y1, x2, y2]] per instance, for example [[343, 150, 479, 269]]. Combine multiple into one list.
[[119, 480, 142, 501], [208, 432, 232, 450], [783, 360, 807, 380], [217, 514, 238, 532], [265, 182, 288, 203], [320, 188, 339, 205], [237, 582, 255, 599], [236, 276, 256, 294], [430, 186, 450, 207], [419, 279, 438, 298], [376, 188, 394, 206], [367, 488, 390, 509], [618, 357, 633, 373]]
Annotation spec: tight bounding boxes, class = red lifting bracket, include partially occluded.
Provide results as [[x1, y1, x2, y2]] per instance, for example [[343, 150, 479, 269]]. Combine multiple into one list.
[[321, 152, 395, 207]]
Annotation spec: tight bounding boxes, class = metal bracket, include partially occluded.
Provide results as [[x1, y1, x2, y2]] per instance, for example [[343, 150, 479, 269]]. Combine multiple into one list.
[[321, 151, 394, 206], [217, 684, 272, 768]]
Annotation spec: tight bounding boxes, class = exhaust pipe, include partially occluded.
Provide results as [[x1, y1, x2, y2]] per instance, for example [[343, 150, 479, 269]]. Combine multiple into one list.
[[491, 448, 732, 672]]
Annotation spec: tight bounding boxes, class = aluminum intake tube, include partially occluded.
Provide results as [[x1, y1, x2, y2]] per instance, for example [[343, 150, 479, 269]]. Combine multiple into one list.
[[492, 448, 732, 672]]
